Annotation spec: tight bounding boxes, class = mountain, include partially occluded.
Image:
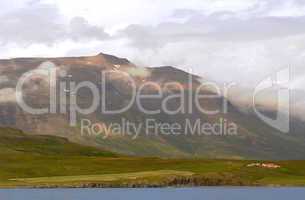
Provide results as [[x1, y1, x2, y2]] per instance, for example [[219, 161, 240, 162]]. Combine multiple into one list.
[[0, 53, 305, 159]]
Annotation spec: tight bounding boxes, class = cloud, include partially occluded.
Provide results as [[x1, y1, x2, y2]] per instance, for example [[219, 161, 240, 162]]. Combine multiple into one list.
[[0, 2, 109, 46], [1, 0, 305, 88], [117, 27, 305, 87], [69, 17, 109, 41], [120, 13, 305, 50], [113, 5, 305, 86], [126, 67, 151, 78]]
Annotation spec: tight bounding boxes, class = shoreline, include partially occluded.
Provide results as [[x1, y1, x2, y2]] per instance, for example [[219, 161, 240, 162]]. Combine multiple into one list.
[[2, 175, 305, 189]]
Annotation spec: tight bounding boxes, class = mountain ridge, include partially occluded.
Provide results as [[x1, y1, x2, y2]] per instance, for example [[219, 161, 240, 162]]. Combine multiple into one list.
[[0, 52, 305, 160]]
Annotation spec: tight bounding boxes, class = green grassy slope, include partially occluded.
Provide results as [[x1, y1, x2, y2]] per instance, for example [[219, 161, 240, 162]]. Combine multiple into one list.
[[0, 128, 116, 157], [1, 128, 305, 187]]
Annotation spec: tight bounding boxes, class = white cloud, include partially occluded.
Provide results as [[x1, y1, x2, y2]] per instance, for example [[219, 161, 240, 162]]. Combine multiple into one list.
[[1, 0, 305, 89], [0, 2, 109, 46], [51, 0, 259, 29]]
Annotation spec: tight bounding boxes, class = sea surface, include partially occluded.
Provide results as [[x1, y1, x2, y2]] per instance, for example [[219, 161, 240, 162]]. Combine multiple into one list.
[[1, 187, 305, 200]]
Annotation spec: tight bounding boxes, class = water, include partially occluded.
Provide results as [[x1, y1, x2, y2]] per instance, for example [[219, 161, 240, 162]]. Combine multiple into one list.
[[1, 187, 305, 200]]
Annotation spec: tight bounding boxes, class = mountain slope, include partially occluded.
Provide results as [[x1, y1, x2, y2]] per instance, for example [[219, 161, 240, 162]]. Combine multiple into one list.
[[0, 53, 305, 159], [0, 127, 116, 157]]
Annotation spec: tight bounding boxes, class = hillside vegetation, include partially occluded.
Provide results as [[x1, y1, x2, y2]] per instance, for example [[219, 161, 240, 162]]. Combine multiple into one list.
[[1, 128, 305, 187]]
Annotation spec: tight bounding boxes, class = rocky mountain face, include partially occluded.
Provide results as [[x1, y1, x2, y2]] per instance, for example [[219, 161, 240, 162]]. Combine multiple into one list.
[[0, 53, 305, 159]]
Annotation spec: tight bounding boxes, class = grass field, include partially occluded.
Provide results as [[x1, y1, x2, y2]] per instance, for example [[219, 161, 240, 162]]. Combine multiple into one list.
[[1, 128, 305, 187]]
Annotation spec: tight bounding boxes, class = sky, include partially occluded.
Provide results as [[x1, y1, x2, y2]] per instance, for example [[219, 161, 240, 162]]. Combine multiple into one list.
[[1, 0, 305, 88]]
